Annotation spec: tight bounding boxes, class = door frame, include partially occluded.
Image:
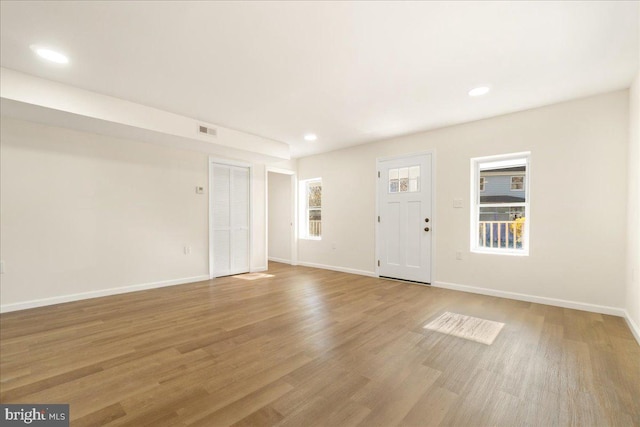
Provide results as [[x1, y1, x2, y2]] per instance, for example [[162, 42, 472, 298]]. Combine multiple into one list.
[[265, 167, 298, 266], [375, 150, 436, 284], [209, 157, 253, 279]]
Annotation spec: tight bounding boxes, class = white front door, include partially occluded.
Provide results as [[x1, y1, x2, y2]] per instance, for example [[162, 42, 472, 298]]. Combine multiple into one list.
[[378, 154, 432, 283], [211, 163, 250, 277]]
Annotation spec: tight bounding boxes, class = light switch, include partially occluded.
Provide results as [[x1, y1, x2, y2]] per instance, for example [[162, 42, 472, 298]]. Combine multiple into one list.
[[196, 186, 204, 194], [453, 198, 463, 208]]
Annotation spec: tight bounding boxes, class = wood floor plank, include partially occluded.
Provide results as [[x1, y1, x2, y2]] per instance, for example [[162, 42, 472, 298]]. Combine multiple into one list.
[[72, 403, 127, 427], [273, 371, 370, 427], [188, 380, 294, 427], [1, 262, 638, 426], [231, 405, 284, 427], [400, 385, 459, 427], [356, 364, 441, 426]]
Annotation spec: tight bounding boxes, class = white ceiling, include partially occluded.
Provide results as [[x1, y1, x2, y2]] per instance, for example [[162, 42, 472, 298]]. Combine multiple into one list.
[[1, 1, 638, 158]]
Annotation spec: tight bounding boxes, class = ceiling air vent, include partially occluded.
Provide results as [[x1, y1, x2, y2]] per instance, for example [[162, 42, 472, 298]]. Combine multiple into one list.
[[198, 125, 217, 137]]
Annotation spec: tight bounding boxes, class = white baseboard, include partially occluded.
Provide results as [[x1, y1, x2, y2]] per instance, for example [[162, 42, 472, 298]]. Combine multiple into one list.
[[0, 275, 210, 313], [293, 263, 627, 321], [624, 311, 640, 346], [296, 261, 377, 278], [433, 280, 626, 317], [268, 257, 292, 265], [251, 266, 268, 273]]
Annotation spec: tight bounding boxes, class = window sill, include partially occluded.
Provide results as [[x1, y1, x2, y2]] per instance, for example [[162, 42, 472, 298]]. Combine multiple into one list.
[[471, 248, 529, 257]]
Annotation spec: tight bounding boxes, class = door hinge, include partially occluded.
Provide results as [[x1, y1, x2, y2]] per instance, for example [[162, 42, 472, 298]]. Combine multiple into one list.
[[378, 171, 380, 178], [377, 260, 380, 267], [378, 215, 380, 223]]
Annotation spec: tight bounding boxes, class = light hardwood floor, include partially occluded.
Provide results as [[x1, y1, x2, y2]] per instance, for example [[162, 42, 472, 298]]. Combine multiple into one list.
[[1, 262, 639, 426]]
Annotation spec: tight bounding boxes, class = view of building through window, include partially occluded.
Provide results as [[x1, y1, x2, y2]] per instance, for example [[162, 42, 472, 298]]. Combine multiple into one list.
[[472, 154, 530, 254], [307, 180, 322, 238]]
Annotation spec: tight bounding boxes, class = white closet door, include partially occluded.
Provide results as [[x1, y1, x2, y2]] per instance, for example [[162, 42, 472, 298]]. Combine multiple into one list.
[[212, 163, 250, 277], [231, 167, 249, 273]]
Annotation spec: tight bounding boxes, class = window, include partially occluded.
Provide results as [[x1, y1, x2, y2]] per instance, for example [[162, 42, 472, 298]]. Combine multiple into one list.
[[388, 166, 420, 193], [471, 153, 530, 255], [300, 178, 322, 239], [510, 176, 524, 191]]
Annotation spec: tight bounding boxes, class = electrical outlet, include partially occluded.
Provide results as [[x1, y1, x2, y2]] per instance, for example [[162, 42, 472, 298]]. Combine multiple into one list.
[[184, 246, 191, 255], [453, 198, 463, 208], [456, 251, 463, 260], [332, 242, 337, 250], [195, 186, 204, 194]]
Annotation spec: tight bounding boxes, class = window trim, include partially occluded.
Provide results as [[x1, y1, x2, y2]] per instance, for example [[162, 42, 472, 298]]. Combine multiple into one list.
[[470, 152, 530, 256], [299, 178, 322, 240]]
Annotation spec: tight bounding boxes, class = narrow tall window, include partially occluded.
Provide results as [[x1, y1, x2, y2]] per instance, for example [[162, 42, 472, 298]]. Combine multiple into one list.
[[300, 178, 322, 239], [471, 153, 530, 255]]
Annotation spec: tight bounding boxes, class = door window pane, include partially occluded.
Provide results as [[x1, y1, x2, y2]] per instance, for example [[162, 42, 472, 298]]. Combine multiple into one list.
[[388, 166, 420, 193]]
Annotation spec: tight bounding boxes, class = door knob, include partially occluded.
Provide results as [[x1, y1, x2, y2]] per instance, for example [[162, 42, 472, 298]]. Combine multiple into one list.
[[424, 227, 430, 232]]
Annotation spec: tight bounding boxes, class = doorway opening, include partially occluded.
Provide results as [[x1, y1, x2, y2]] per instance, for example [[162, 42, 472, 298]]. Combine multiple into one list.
[[266, 168, 297, 266]]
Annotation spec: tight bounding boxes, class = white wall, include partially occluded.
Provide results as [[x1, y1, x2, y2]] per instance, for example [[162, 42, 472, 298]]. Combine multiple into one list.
[[270, 158, 298, 172], [0, 117, 268, 311], [1, 68, 290, 163], [298, 91, 629, 311], [627, 73, 640, 337], [268, 172, 292, 263], [250, 163, 267, 272]]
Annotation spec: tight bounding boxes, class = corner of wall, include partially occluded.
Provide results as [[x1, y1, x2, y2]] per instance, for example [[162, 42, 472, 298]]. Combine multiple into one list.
[[626, 72, 640, 344]]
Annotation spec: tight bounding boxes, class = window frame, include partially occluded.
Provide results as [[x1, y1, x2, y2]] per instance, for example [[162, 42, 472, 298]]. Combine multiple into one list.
[[299, 178, 322, 240], [470, 152, 530, 256]]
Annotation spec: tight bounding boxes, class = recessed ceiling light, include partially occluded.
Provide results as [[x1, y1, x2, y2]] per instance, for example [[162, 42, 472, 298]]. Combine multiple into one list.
[[468, 86, 490, 97], [30, 45, 69, 64], [304, 133, 317, 141]]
